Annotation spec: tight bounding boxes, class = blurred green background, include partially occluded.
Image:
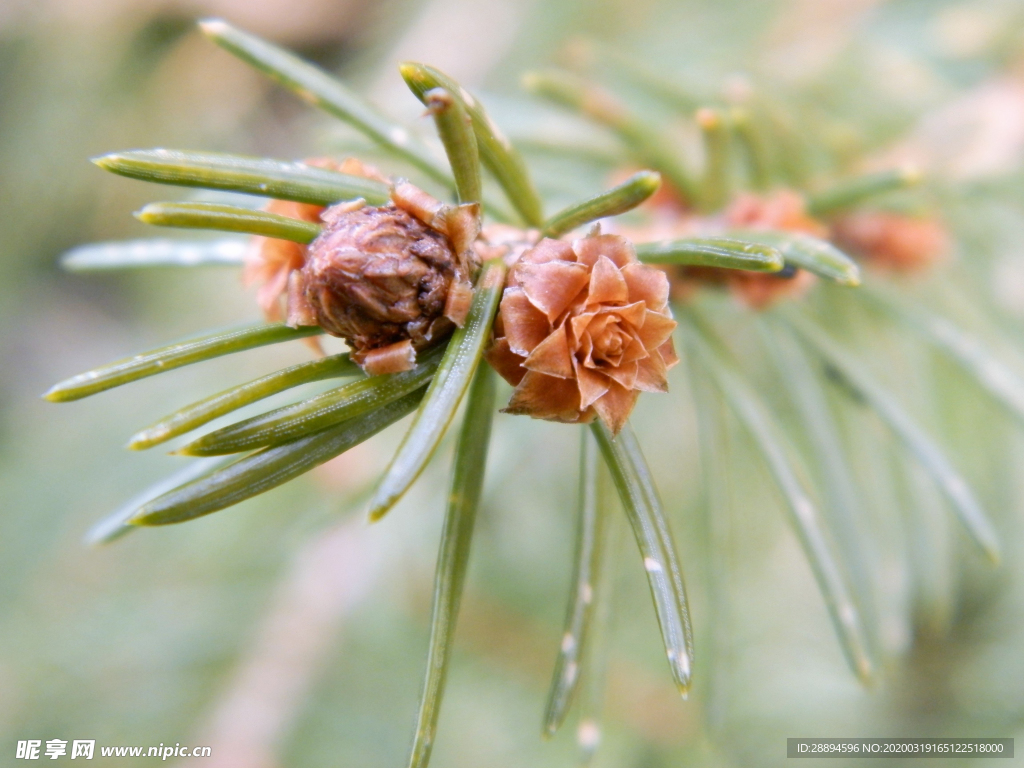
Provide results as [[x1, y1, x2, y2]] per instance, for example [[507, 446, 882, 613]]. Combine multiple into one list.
[[3, 0, 1024, 766]]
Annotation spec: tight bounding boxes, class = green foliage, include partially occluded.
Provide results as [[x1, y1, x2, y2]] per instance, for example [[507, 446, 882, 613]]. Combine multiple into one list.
[[25, 6, 1024, 768]]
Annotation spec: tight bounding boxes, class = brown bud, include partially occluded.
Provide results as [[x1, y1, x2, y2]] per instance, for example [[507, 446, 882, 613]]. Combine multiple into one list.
[[297, 204, 460, 368]]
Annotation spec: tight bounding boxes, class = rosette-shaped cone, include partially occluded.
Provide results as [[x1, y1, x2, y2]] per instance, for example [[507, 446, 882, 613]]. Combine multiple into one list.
[[486, 234, 678, 434], [295, 203, 460, 370]]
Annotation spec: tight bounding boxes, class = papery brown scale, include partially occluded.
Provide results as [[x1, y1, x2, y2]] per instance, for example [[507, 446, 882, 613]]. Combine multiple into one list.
[[575, 364, 609, 409], [486, 337, 529, 387], [621, 262, 670, 309], [500, 288, 551, 356], [605, 360, 639, 390], [361, 340, 417, 376], [573, 233, 636, 268], [593, 381, 638, 435], [518, 261, 590, 321], [659, 339, 680, 368], [588, 256, 630, 304], [505, 371, 584, 423], [635, 353, 669, 393], [523, 326, 574, 379]]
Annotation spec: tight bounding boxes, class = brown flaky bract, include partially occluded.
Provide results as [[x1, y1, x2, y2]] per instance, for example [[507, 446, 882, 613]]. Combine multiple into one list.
[[486, 233, 679, 434]]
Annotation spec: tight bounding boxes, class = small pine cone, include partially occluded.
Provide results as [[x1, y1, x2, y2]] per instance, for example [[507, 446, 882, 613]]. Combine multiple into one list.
[[831, 211, 948, 272], [296, 203, 460, 368], [486, 233, 678, 434], [720, 189, 824, 308], [672, 190, 825, 309]]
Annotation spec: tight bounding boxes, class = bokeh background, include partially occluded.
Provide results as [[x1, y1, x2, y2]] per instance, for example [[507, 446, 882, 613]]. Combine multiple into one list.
[[3, 0, 1024, 766]]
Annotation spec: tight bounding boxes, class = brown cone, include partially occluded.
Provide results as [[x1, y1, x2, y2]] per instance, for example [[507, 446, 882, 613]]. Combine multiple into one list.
[[486, 233, 678, 434]]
